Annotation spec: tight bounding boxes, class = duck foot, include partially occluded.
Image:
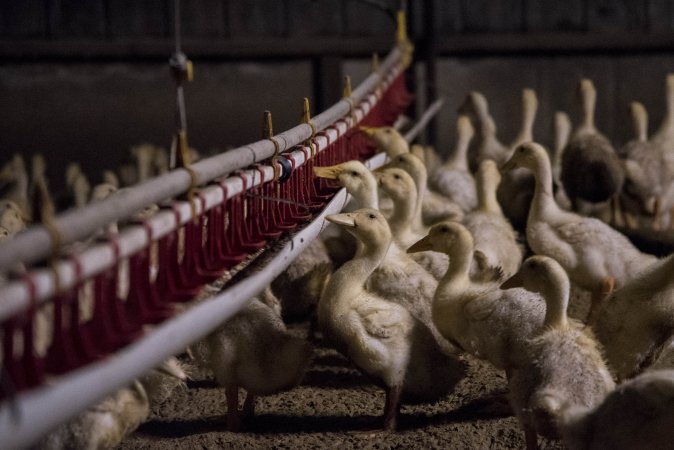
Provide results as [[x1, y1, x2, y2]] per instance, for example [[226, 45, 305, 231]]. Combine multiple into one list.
[[382, 385, 402, 432], [225, 385, 243, 432], [524, 425, 539, 450], [242, 392, 256, 419]]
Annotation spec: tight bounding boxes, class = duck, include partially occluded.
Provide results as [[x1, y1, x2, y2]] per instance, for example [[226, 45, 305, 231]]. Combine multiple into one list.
[[388, 152, 463, 229], [316, 162, 448, 346], [560, 369, 674, 450], [458, 91, 510, 172], [551, 111, 573, 210], [502, 141, 657, 321], [34, 359, 186, 450], [428, 115, 478, 212], [65, 163, 91, 210], [0, 199, 27, 237], [319, 208, 466, 431], [411, 143, 443, 178], [359, 126, 409, 158], [193, 287, 313, 431], [590, 252, 674, 381], [407, 221, 545, 372], [375, 167, 448, 281], [0, 154, 30, 221], [503, 256, 615, 450], [618, 101, 669, 229], [462, 159, 523, 281], [496, 88, 538, 230], [560, 79, 624, 218], [359, 126, 464, 225]]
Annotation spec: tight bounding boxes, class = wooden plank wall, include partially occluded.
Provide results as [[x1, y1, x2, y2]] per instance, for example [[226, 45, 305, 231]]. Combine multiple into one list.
[[2, 0, 674, 179]]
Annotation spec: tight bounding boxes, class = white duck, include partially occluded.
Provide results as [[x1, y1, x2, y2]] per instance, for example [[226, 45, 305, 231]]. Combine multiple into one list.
[[35, 360, 186, 450], [560, 369, 674, 450], [428, 115, 478, 212], [503, 256, 615, 450], [194, 288, 313, 431], [502, 142, 657, 320], [316, 161, 449, 347], [458, 91, 510, 171], [591, 252, 674, 381], [497, 88, 538, 230], [463, 159, 523, 281], [408, 221, 545, 372], [319, 208, 466, 431], [359, 126, 464, 225], [618, 101, 669, 229], [388, 152, 463, 229]]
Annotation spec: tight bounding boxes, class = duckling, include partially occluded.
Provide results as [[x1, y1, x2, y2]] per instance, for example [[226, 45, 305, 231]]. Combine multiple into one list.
[[463, 159, 523, 281], [591, 253, 674, 381], [34, 361, 185, 450], [101, 170, 119, 189], [458, 91, 510, 172], [0, 199, 27, 236], [407, 221, 545, 371], [313, 159, 379, 266], [65, 163, 91, 209], [316, 162, 447, 343], [618, 102, 669, 229], [0, 154, 30, 220], [411, 144, 443, 178], [375, 167, 448, 281], [388, 152, 463, 229], [360, 126, 409, 158], [560, 369, 674, 450], [503, 256, 615, 450], [319, 209, 466, 431], [497, 88, 538, 230], [428, 115, 478, 212], [193, 287, 313, 431], [560, 79, 624, 217], [502, 142, 657, 321], [551, 111, 573, 210], [359, 127, 464, 225]]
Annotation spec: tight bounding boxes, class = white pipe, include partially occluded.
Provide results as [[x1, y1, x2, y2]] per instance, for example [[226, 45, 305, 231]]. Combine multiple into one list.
[[0, 99, 436, 450], [0, 99, 373, 322], [404, 97, 445, 143], [0, 49, 403, 273]]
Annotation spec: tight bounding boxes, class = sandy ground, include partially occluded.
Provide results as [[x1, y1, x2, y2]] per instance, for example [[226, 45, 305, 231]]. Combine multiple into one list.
[[117, 286, 591, 450]]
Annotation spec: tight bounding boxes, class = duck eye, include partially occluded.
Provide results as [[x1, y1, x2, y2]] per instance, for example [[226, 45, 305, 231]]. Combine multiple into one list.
[[351, 171, 359, 176], [394, 174, 400, 180], [368, 213, 376, 219], [440, 226, 449, 233]]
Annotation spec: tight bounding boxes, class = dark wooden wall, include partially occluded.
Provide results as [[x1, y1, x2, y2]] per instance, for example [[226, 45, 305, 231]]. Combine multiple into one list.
[[2, 0, 674, 188]]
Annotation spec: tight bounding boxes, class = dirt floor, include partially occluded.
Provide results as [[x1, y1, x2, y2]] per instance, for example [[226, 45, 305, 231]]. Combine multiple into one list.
[[117, 286, 592, 450]]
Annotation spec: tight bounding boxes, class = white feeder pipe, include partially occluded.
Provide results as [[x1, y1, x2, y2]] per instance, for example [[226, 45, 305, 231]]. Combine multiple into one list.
[[0, 101, 439, 449], [404, 97, 445, 143], [0, 48, 404, 273]]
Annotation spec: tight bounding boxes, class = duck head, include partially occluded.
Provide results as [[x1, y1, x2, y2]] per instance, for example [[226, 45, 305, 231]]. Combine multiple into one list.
[[407, 221, 473, 256], [501, 255, 568, 294], [375, 167, 416, 203], [0, 200, 26, 235], [388, 152, 426, 185], [314, 160, 377, 208], [359, 126, 408, 157], [501, 141, 548, 173], [326, 208, 391, 246]]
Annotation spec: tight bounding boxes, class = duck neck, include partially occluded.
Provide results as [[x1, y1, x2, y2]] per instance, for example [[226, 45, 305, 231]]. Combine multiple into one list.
[[541, 275, 570, 330], [529, 155, 561, 222], [631, 104, 648, 142], [388, 194, 415, 240], [438, 241, 473, 297], [658, 75, 674, 136], [330, 238, 390, 300], [412, 169, 427, 230], [446, 131, 471, 171], [352, 181, 379, 210], [581, 87, 597, 132], [512, 90, 537, 147], [477, 174, 502, 215]]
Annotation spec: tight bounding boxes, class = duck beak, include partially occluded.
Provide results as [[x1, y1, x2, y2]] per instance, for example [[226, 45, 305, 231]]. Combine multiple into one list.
[[313, 165, 342, 180], [326, 213, 356, 228], [501, 271, 524, 289], [407, 235, 433, 253], [359, 126, 378, 137], [500, 155, 517, 173]]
